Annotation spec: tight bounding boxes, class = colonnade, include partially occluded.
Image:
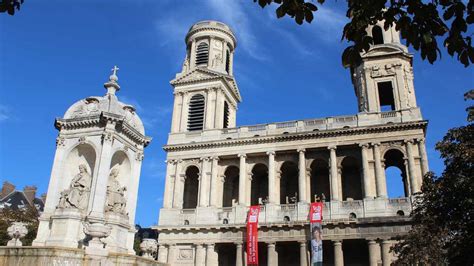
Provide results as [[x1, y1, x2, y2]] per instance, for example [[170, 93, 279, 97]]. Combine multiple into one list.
[[157, 239, 397, 266], [162, 139, 428, 209]]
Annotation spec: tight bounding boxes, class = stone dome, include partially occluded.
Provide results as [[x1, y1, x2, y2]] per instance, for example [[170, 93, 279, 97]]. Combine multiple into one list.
[[185, 20, 237, 49]]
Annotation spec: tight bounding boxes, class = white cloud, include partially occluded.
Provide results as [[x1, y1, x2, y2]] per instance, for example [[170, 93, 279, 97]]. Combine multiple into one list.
[[0, 105, 10, 122]]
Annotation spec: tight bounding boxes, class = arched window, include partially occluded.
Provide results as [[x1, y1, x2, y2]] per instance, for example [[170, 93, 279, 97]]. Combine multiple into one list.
[[223, 101, 230, 128], [187, 94, 205, 131], [195, 42, 209, 66], [223, 166, 239, 207], [225, 50, 231, 73], [183, 166, 199, 209], [251, 164, 268, 205], [372, 26, 384, 45], [341, 156, 363, 200], [310, 159, 330, 202], [280, 162, 298, 204], [384, 149, 409, 197]]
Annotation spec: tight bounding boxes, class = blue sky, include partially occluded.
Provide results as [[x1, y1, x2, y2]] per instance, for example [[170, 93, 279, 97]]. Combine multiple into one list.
[[0, 0, 472, 227]]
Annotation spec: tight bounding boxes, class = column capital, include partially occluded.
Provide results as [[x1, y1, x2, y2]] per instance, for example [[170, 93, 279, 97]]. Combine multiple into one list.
[[333, 240, 343, 245], [211, 156, 220, 161], [195, 243, 204, 248], [359, 143, 370, 149], [297, 148, 306, 153], [266, 242, 276, 247], [328, 145, 337, 150], [266, 151, 276, 156], [416, 138, 425, 144], [206, 243, 215, 248], [367, 239, 377, 244], [371, 142, 381, 147], [298, 240, 307, 245], [238, 153, 247, 158], [200, 157, 210, 162], [404, 139, 415, 144]]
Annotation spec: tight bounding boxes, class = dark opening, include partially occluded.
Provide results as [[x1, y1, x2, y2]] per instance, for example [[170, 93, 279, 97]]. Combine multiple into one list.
[[280, 162, 299, 204], [377, 81, 395, 111], [384, 149, 409, 197], [251, 164, 269, 205], [183, 166, 199, 209], [223, 101, 230, 128], [372, 25, 384, 45], [225, 50, 231, 73], [196, 42, 209, 66], [277, 242, 300, 266], [343, 239, 370, 266], [341, 157, 363, 200], [310, 159, 331, 202], [223, 166, 239, 207], [217, 243, 236, 266], [187, 94, 205, 131]]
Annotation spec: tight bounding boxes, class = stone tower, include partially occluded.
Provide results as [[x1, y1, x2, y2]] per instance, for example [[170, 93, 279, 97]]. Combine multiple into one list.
[[351, 22, 422, 122], [33, 67, 151, 255], [168, 21, 241, 139]]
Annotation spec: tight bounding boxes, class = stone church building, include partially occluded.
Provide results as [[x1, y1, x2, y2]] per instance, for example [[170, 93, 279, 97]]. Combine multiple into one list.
[[154, 21, 429, 266]]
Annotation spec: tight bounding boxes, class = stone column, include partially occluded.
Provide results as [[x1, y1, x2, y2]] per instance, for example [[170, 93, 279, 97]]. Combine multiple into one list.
[[171, 92, 184, 133], [172, 160, 184, 208], [206, 243, 218, 266], [214, 89, 224, 128], [360, 143, 372, 199], [417, 138, 429, 176], [299, 241, 308, 266], [199, 157, 210, 207], [329, 146, 339, 201], [267, 242, 277, 266], [179, 92, 189, 132], [334, 240, 344, 266], [209, 156, 219, 207], [238, 154, 247, 205], [195, 244, 205, 266], [189, 40, 197, 67], [372, 143, 387, 198], [405, 140, 419, 193], [157, 244, 168, 263], [368, 240, 380, 266], [167, 244, 176, 264], [235, 242, 243, 266], [205, 89, 215, 130], [381, 240, 392, 266], [267, 151, 276, 204], [163, 160, 176, 208], [298, 149, 307, 202]]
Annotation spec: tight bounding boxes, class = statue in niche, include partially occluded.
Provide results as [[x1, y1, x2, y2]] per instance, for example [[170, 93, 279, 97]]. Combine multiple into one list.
[[211, 52, 223, 67], [58, 164, 92, 210], [105, 168, 127, 215]]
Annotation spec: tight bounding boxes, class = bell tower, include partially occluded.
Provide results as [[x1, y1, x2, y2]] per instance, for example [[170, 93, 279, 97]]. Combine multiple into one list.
[[169, 21, 241, 136], [351, 22, 422, 121]]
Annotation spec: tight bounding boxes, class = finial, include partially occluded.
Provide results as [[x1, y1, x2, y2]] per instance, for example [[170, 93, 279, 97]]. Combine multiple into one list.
[[104, 65, 121, 95]]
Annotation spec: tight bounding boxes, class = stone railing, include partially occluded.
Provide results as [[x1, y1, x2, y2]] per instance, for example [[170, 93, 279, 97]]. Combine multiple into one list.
[[168, 109, 421, 145], [157, 197, 413, 227]]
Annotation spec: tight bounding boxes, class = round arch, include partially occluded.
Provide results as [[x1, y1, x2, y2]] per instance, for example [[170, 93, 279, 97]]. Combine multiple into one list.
[[183, 166, 200, 209], [341, 156, 363, 200], [222, 166, 239, 207], [280, 161, 298, 204], [251, 163, 268, 205], [384, 149, 409, 197], [310, 159, 330, 202]]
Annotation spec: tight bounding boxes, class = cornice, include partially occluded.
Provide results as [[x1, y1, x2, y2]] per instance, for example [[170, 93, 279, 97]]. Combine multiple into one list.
[[163, 121, 427, 152]]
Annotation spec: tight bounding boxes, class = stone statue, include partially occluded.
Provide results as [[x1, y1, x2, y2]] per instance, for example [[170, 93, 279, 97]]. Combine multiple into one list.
[[58, 164, 92, 210], [105, 168, 127, 215], [7, 222, 28, 246], [211, 53, 223, 67], [140, 238, 158, 259]]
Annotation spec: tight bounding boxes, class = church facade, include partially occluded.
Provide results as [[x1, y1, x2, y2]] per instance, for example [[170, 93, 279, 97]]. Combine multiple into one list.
[[155, 21, 429, 266]]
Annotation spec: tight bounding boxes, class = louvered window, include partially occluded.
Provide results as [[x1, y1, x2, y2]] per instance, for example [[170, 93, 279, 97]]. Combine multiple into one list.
[[195, 42, 209, 66], [223, 101, 229, 128], [187, 94, 205, 131]]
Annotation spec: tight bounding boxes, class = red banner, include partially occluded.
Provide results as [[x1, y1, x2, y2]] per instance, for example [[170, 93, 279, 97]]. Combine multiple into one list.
[[309, 202, 323, 223], [246, 205, 260, 265]]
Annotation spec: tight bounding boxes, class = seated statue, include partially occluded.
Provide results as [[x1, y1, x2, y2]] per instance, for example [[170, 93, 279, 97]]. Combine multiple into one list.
[[105, 168, 127, 215], [58, 164, 92, 210]]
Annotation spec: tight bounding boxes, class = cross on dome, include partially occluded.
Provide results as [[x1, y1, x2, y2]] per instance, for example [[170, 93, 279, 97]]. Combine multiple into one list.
[[104, 65, 121, 94], [111, 65, 119, 77]]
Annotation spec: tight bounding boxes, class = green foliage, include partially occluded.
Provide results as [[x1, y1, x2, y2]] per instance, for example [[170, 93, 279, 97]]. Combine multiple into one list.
[[0, 207, 39, 246], [0, 0, 24, 15], [253, 0, 474, 67], [392, 95, 474, 265]]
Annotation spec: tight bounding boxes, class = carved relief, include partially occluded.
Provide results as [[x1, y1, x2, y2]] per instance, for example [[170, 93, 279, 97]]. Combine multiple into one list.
[[211, 52, 223, 67], [72, 98, 100, 117], [136, 152, 144, 161], [58, 164, 92, 210], [56, 136, 65, 147], [177, 248, 193, 260], [105, 168, 127, 215], [370, 63, 402, 78]]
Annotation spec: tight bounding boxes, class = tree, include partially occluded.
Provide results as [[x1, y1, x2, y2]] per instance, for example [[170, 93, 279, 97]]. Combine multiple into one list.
[[391, 93, 474, 265], [0, 206, 39, 246], [0, 0, 24, 15], [253, 0, 474, 67]]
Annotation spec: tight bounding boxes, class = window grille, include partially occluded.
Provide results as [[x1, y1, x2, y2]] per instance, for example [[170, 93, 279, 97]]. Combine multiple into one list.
[[195, 42, 209, 66], [187, 94, 205, 131]]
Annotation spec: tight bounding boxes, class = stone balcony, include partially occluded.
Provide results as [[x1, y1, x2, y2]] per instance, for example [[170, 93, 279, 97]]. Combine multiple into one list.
[[157, 197, 413, 228], [167, 109, 422, 145]]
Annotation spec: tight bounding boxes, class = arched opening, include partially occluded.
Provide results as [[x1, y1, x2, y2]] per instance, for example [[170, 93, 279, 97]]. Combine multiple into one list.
[[384, 149, 409, 197], [225, 50, 231, 73], [341, 156, 363, 200], [195, 42, 209, 66], [223, 166, 239, 207], [372, 25, 384, 45], [251, 164, 268, 205], [280, 162, 298, 204], [187, 94, 205, 131], [183, 166, 199, 209], [223, 101, 230, 129], [310, 159, 330, 202]]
